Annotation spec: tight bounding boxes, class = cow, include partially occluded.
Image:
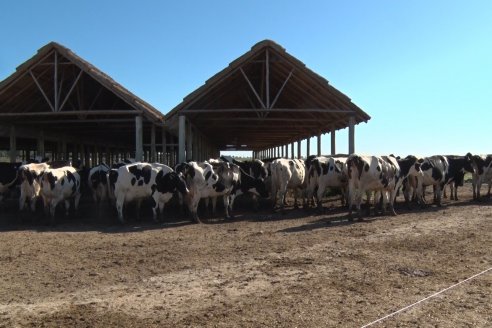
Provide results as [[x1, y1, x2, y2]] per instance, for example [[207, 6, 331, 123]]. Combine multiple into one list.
[[306, 156, 348, 211], [417, 155, 449, 206], [220, 157, 269, 210], [270, 158, 307, 213], [442, 155, 474, 201], [0, 162, 22, 204], [396, 155, 425, 208], [38, 166, 81, 224], [88, 163, 110, 215], [18, 162, 50, 212], [110, 162, 188, 223], [465, 153, 492, 200], [175, 161, 239, 223], [346, 154, 421, 219], [228, 167, 269, 212]]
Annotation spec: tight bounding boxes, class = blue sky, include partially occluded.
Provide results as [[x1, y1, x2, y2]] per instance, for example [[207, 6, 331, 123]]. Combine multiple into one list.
[[1, 1, 491, 157]]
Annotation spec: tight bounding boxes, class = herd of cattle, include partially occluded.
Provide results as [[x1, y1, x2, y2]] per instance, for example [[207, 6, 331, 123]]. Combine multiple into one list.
[[0, 152, 491, 225]]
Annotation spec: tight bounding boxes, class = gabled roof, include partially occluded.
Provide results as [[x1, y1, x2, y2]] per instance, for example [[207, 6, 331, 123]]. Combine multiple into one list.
[[166, 40, 370, 151], [0, 42, 165, 149], [0, 41, 164, 122]]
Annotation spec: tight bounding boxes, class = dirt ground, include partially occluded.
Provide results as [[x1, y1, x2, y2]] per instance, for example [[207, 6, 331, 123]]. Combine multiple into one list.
[[0, 183, 490, 327]]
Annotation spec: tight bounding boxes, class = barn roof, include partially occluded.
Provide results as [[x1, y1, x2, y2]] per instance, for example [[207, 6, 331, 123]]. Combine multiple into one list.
[[165, 39, 370, 151], [0, 42, 164, 149]]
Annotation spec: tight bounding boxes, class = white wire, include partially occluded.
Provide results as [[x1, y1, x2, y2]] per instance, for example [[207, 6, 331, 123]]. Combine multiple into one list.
[[360, 266, 492, 328]]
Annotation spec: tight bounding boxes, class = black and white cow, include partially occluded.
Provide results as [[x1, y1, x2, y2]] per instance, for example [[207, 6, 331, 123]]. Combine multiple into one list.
[[442, 155, 474, 201], [175, 161, 239, 223], [0, 162, 22, 204], [110, 162, 189, 223], [417, 155, 449, 206], [346, 154, 419, 218], [18, 162, 50, 212], [88, 163, 110, 214], [270, 158, 307, 213], [396, 155, 424, 207], [306, 155, 348, 211], [38, 166, 81, 224], [465, 153, 492, 200], [221, 157, 269, 210]]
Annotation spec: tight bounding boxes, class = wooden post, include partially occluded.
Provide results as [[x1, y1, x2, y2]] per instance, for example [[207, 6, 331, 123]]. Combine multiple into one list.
[[150, 124, 156, 163], [297, 140, 302, 159], [135, 115, 143, 161], [348, 116, 355, 154], [306, 138, 310, 157], [331, 128, 336, 155], [178, 115, 186, 163], [62, 137, 67, 160], [291, 142, 295, 159], [9, 125, 16, 163], [186, 122, 193, 161], [37, 130, 45, 160], [161, 128, 167, 165], [285, 144, 288, 158], [317, 133, 321, 156]]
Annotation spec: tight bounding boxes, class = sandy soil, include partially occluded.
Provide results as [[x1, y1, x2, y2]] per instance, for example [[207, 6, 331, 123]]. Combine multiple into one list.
[[0, 183, 490, 327]]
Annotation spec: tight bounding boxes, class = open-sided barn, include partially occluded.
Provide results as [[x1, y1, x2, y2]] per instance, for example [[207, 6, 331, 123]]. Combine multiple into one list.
[[0, 40, 370, 165]]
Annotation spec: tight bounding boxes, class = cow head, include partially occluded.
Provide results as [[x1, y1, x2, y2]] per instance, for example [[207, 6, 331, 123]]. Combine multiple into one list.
[[252, 178, 269, 198], [175, 162, 195, 180]]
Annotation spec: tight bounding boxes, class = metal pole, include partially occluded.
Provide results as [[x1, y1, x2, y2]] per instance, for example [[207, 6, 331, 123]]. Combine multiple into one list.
[[331, 128, 336, 155]]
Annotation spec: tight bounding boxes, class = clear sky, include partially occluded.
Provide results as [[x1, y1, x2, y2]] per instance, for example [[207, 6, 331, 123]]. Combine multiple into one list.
[[1, 1, 491, 157]]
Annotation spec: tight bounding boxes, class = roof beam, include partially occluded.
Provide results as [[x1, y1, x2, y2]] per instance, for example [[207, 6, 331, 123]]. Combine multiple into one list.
[[182, 108, 355, 114], [0, 109, 143, 117], [240, 67, 266, 109]]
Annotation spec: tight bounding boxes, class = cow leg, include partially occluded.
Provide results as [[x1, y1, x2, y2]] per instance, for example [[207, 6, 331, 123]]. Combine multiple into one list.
[[223, 195, 231, 219], [212, 197, 218, 217], [115, 194, 126, 224], [49, 199, 59, 225], [279, 185, 288, 214], [135, 199, 143, 221], [64, 199, 71, 216], [364, 191, 372, 216], [435, 185, 443, 206]]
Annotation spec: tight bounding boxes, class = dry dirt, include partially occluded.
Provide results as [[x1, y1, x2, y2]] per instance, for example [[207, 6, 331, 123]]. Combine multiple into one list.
[[0, 183, 491, 327]]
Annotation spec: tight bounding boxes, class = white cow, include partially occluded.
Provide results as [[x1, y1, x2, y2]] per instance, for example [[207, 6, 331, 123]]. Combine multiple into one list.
[[18, 162, 50, 212], [270, 158, 307, 213], [110, 162, 188, 223], [38, 166, 81, 224], [417, 155, 449, 206], [175, 161, 239, 223], [466, 153, 492, 200], [347, 155, 413, 219], [306, 155, 348, 210]]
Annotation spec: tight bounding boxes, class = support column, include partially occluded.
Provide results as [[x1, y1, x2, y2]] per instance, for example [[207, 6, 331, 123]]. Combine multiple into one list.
[[186, 121, 193, 161], [348, 116, 355, 154], [9, 125, 16, 163], [291, 142, 295, 159], [161, 128, 167, 165], [331, 128, 336, 155], [135, 115, 143, 161], [317, 133, 321, 156], [306, 138, 310, 157], [178, 115, 186, 163], [297, 139, 302, 159], [150, 124, 156, 163], [37, 130, 45, 160], [62, 137, 67, 160]]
